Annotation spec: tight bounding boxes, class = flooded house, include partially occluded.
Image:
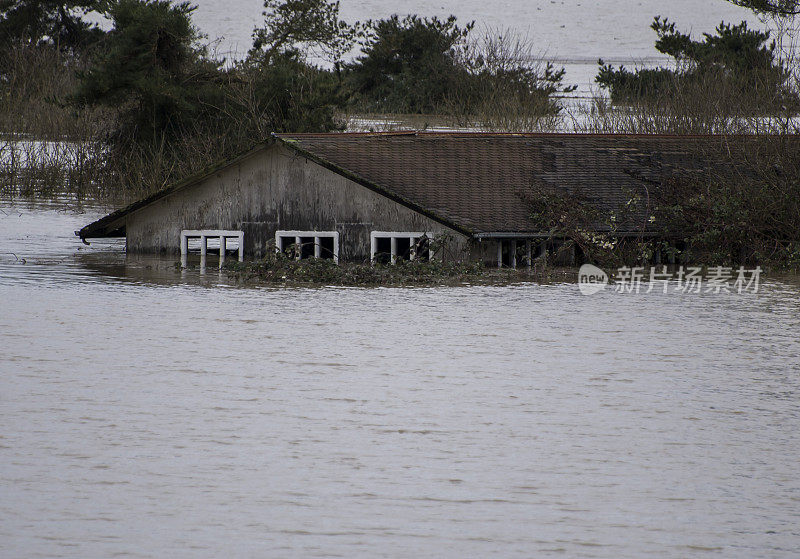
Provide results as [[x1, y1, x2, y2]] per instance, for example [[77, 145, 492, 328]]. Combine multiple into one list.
[[76, 132, 715, 267]]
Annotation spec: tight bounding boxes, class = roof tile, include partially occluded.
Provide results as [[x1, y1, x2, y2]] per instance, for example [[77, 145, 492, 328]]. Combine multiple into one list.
[[276, 132, 721, 233]]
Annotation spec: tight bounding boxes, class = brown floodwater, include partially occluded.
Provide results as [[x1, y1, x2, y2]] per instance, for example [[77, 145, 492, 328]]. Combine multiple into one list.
[[1, 198, 799, 558]]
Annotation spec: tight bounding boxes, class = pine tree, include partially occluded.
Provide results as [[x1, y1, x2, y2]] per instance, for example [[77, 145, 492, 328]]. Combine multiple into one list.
[[73, 0, 225, 144], [249, 0, 359, 65], [727, 1, 799, 15], [0, 0, 103, 50], [596, 17, 795, 113]]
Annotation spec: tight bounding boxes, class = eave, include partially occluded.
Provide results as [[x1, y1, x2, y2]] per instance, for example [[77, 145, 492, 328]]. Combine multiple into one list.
[[74, 142, 271, 240]]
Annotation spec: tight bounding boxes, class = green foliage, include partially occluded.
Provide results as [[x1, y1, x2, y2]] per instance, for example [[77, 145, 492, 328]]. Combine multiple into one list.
[[73, 0, 348, 145], [238, 0, 354, 135], [524, 138, 800, 268], [652, 17, 777, 74], [524, 184, 646, 267], [595, 63, 677, 103], [0, 0, 104, 51], [650, 139, 800, 266], [457, 32, 576, 121], [726, 0, 799, 15], [347, 14, 473, 114], [347, 15, 573, 117], [250, 0, 359, 65], [232, 53, 345, 134], [596, 17, 795, 113], [72, 0, 226, 144], [61, 0, 347, 196], [228, 249, 495, 287]]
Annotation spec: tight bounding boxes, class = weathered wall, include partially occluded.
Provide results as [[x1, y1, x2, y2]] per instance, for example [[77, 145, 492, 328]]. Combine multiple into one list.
[[125, 144, 469, 262]]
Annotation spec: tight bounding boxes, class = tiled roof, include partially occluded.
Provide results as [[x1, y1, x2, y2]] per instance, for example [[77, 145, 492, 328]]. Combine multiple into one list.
[[276, 132, 720, 234]]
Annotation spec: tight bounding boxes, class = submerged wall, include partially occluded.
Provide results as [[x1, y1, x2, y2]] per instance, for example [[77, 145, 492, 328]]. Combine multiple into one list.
[[125, 143, 468, 262]]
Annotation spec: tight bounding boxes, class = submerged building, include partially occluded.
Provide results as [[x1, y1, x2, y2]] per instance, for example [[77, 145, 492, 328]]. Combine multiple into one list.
[[77, 132, 720, 267]]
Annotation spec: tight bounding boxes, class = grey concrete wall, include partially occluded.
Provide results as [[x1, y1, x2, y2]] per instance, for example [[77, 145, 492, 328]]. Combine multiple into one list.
[[125, 144, 469, 262]]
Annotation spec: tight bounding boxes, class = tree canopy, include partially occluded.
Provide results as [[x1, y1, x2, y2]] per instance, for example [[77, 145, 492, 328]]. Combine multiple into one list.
[[727, 0, 799, 15], [347, 15, 473, 113], [249, 0, 358, 65], [0, 0, 104, 50], [346, 15, 574, 117], [73, 0, 225, 143], [596, 17, 795, 113]]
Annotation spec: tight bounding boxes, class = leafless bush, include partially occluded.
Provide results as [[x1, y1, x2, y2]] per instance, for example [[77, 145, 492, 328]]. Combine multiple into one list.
[[0, 139, 107, 199], [568, 65, 799, 135], [0, 44, 115, 141], [442, 28, 567, 131]]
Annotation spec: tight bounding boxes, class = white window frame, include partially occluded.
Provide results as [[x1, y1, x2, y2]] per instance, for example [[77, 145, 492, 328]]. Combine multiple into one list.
[[180, 229, 244, 268], [494, 238, 546, 269], [275, 230, 339, 264], [370, 231, 435, 265]]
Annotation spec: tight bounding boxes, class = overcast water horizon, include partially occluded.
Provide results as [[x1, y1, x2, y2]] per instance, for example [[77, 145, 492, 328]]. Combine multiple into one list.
[[182, 0, 765, 95], [83, 0, 766, 96]]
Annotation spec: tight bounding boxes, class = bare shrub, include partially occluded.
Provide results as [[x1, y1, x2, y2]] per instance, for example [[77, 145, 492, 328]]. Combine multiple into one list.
[[442, 28, 570, 131], [0, 43, 115, 141], [569, 65, 799, 135], [0, 139, 107, 199]]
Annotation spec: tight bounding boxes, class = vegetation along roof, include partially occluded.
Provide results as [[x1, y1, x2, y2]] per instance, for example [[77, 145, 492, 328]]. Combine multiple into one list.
[[275, 132, 725, 235]]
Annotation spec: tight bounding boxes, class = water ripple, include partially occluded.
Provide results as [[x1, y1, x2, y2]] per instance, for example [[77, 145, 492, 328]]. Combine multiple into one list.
[[1, 199, 799, 558]]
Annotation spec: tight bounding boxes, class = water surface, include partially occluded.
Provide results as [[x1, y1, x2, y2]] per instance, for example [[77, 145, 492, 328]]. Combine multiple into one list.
[[1, 200, 799, 558]]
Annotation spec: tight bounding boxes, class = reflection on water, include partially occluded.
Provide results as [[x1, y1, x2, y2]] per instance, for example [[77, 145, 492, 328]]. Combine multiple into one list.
[[1, 199, 800, 558]]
